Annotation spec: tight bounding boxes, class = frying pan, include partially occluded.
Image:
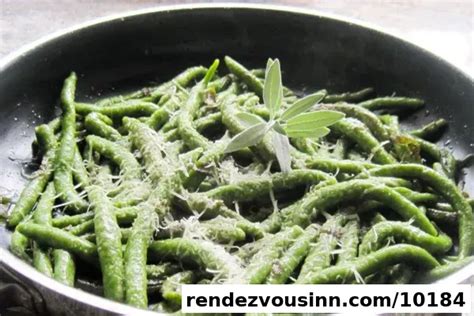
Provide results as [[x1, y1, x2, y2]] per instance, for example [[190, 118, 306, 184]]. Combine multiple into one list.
[[0, 4, 472, 315]]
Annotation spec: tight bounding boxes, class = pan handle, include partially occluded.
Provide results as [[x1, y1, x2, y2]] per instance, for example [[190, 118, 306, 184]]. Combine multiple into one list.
[[0, 262, 48, 315]]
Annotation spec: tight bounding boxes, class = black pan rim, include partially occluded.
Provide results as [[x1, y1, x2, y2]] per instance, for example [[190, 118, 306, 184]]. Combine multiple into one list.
[[0, 3, 472, 82]]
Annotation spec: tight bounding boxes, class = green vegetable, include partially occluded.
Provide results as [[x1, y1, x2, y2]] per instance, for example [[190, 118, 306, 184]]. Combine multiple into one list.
[[324, 87, 374, 103], [161, 271, 196, 310], [177, 60, 219, 150], [201, 169, 331, 204], [10, 229, 30, 262], [7, 57, 473, 311], [16, 222, 97, 263], [86, 135, 142, 181], [8, 171, 50, 227], [53, 250, 75, 286], [240, 226, 303, 284], [124, 204, 156, 307], [266, 225, 319, 284], [366, 164, 473, 258], [359, 221, 452, 255], [299, 245, 439, 284], [282, 179, 436, 236], [415, 256, 474, 283], [32, 182, 56, 278], [336, 219, 360, 264], [330, 118, 396, 164], [54, 73, 88, 213], [296, 215, 347, 283], [149, 238, 243, 282], [88, 185, 124, 301], [410, 118, 448, 140], [85, 112, 122, 141], [76, 101, 159, 118], [358, 97, 424, 111], [224, 56, 263, 96]]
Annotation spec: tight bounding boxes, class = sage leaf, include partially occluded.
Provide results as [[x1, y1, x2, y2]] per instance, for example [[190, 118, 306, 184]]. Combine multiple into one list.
[[265, 58, 273, 77], [286, 110, 345, 130], [203, 59, 220, 86], [272, 121, 287, 135], [235, 112, 265, 128], [224, 122, 268, 153], [263, 59, 282, 119], [280, 90, 327, 121], [286, 127, 331, 139], [272, 132, 292, 173]]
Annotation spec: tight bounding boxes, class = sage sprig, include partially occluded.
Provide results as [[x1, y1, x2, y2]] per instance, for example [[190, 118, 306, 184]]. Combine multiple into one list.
[[224, 58, 345, 172]]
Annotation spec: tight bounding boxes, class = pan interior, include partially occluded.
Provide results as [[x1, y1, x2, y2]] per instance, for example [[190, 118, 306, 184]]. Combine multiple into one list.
[[0, 5, 472, 272]]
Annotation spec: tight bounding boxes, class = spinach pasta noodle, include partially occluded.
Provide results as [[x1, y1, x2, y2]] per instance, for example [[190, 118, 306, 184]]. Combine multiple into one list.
[[6, 57, 473, 312]]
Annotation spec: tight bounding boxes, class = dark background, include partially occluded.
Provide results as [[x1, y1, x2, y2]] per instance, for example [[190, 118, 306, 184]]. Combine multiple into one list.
[[1, 0, 473, 76]]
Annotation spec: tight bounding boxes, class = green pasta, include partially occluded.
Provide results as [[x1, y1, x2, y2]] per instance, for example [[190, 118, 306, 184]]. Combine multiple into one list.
[[88, 185, 124, 301], [5, 57, 472, 312], [359, 221, 452, 255], [54, 72, 88, 213]]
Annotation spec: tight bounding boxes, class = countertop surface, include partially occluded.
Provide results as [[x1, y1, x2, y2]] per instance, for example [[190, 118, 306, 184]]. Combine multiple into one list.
[[0, 0, 473, 76]]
